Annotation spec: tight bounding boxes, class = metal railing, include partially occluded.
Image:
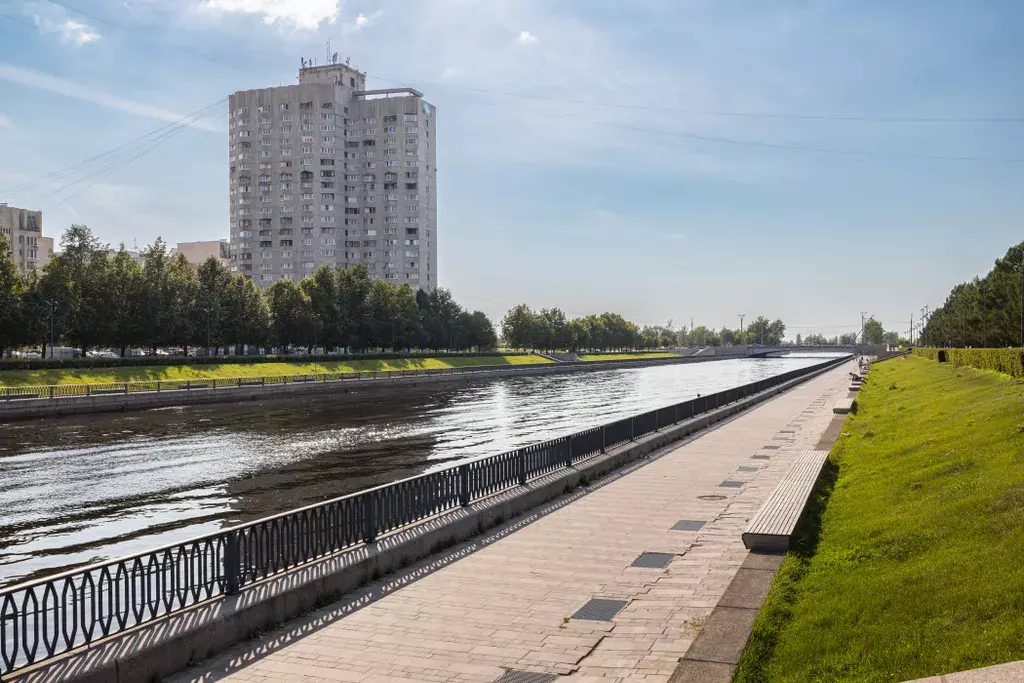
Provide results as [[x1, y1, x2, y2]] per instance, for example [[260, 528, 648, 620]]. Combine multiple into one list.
[[0, 355, 714, 403], [0, 355, 849, 676]]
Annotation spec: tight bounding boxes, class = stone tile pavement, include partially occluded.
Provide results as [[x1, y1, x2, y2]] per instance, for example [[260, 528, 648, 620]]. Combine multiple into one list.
[[167, 362, 854, 683]]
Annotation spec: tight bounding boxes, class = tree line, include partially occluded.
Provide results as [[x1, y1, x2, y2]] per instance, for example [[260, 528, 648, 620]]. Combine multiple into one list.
[[920, 240, 1023, 348], [0, 225, 497, 358], [499, 305, 791, 351]]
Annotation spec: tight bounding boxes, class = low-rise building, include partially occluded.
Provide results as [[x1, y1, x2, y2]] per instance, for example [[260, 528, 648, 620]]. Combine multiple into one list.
[[0, 203, 52, 275], [171, 240, 231, 266]]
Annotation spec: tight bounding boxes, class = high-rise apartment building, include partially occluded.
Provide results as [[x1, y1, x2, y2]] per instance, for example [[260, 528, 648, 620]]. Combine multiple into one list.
[[228, 61, 437, 290], [0, 203, 53, 275]]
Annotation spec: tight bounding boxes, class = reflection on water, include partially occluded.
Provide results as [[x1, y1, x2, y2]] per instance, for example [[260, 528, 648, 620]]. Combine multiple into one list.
[[0, 355, 842, 587]]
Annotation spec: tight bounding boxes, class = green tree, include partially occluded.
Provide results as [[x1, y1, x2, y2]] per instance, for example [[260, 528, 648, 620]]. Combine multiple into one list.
[[337, 265, 372, 350], [302, 265, 343, 351], [0, 232, 24, 358], [141, 238, 171, 354], [862, 318, 885, 344], [46, 225, 110, 356], [108, 246, 146, 356], [501, 304, 536, 349], [223, 274, 270, 352], [267, 278, 314, 350], [193, 257, 233, 354], [164, 253, 199, 354]]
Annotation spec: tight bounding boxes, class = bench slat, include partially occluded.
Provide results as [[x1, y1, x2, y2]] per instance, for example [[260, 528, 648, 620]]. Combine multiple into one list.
[[742, 450, 829, 551]]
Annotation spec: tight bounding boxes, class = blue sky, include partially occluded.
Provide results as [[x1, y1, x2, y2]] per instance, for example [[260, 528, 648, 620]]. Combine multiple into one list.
[[0, 0, 1022, 340]]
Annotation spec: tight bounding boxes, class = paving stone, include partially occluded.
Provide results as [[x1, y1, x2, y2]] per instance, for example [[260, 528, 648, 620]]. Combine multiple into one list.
[[671, 520, 706, 532]]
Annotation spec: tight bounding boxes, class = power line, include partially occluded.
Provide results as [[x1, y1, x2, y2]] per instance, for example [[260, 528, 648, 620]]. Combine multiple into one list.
[[37, 0, 1024, 126], [1, 98, 227, 202], [368, 72, 1024, 125]]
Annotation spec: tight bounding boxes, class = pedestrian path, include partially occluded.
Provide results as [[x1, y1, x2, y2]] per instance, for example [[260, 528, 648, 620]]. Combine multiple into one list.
[[168, 362, 853, 683]]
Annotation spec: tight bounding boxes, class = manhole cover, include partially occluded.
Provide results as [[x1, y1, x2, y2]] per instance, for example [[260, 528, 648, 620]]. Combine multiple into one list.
[[719, 480, 743, 488], [492, 671, 557, 683], [672, 520, 706, 531], [737, 466, 758, 472], [632, 552, 675, 568], [572, 598, 628, 621], [698, 494, 727, 501]]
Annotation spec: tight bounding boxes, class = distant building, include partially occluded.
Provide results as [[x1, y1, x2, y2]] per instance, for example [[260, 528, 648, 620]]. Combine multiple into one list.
[[171, 240, 231, 266], [0, 203, 52, 275], [227, 59, 437, 289], [108, 240, 230, 268]]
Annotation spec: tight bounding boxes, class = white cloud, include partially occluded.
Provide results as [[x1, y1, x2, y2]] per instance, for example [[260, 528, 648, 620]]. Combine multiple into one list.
[[0, 113, 13, 129], [516, 30, 538, 44], [0, 63, 220, 132], [201, 0, 339, 30], [58, 19, 101, 46], [441, 67, 463, 79], [30, 9, 102, 47], [343, 10, 382, 34]]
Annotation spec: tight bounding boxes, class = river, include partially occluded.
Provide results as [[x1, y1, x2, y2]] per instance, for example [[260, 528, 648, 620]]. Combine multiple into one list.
[[0, 354, 845, 588]]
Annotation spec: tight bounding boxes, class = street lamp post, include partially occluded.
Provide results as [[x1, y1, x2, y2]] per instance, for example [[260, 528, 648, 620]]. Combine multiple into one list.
[[45, 299, 56, 359]]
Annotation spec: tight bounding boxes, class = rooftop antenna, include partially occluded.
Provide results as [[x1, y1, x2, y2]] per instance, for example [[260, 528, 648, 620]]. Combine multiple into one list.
[[332, 52, 338, 64], [346, 56, 350, 66], [325, 39, 331, 64]]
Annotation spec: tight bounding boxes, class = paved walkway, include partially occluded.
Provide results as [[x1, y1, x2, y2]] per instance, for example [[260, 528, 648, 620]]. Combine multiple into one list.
[[168, 362, 853, 683]]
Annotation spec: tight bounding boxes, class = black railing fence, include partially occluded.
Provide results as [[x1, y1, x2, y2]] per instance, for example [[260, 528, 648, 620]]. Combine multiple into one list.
[[0, 355, 849, 676]]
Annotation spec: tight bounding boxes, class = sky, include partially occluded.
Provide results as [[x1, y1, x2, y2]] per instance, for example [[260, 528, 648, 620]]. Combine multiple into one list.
[[0, 0, 1022, 341]]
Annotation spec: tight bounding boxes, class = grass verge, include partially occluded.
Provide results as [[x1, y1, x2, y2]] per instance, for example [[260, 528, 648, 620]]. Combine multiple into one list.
[[577, 352, 680, 361], [0, 355, 552, 387], [734, 355, 1024, 682]]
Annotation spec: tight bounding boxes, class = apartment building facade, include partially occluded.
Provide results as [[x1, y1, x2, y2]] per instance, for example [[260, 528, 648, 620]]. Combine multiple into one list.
[[228, 62, 437, 290], [0, 203, 53, 275]]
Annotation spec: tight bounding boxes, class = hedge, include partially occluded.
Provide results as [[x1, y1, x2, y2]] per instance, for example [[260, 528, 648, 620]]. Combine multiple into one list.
[[913, 347, 1024, 378], [0, 350, 532, 373]]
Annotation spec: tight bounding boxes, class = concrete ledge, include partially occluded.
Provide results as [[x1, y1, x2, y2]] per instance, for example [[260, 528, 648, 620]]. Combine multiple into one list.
[[7, 359, 850, 683]]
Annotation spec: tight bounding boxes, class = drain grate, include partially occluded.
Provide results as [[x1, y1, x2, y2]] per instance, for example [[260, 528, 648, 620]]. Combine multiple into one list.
[[751, 454, 770, 460], [672, 520, 706, 531], [572, 598, 628, 621], [719, 480, 743, 488], [762, 445, 781, 450], [492, 671, 558, 683], [737, 466, 758, 472], [632, 552, 675, 568], [698, 494, 727, 501]]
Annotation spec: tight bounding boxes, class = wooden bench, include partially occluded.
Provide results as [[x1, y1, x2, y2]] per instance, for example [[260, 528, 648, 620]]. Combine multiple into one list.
[[742, 450, 830, 552], [833, 398, 854, 414]]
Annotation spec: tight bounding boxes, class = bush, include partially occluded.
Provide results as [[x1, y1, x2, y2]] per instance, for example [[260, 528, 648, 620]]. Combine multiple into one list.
[[913, 348, 1024, 378], [0, 350, 529, 372]]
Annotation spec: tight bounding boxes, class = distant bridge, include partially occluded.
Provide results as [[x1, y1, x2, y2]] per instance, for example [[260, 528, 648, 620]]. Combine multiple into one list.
[[681, 345, 864, 359]]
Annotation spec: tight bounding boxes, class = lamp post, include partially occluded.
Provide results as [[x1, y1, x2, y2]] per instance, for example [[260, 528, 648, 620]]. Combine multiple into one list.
[[738, 314, 745, 342], [44, 299, 56, 359]]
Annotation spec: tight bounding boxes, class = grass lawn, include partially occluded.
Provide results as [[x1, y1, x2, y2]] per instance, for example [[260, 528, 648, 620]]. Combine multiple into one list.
[[735, 355, 1024, 682], [0, 354, 552, 387], [578, 352, 680, 361]]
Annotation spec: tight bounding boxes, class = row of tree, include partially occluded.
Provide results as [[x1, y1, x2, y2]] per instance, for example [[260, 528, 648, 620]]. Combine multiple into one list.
[[499, 306, 790, 351], [0, 225, 497, 357], [920, 240, 1024, 348]]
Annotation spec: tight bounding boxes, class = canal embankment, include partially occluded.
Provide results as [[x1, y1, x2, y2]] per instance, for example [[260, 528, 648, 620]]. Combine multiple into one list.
[[0, 353, 723, 420]]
